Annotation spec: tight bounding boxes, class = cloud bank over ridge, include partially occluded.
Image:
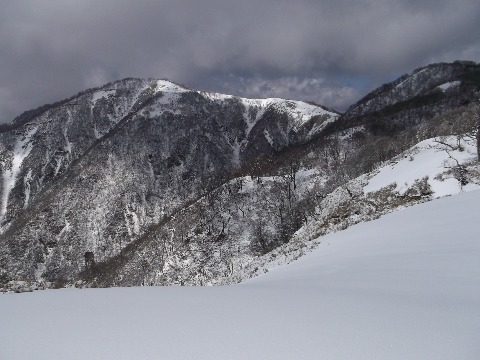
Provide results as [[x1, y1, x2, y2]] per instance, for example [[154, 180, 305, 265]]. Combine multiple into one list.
[[1, 0, 479, 122]]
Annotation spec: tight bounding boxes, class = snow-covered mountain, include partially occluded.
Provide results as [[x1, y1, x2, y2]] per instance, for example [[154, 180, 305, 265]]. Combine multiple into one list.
[[0, 61, 479, 291], [0, 78, 337, 290]]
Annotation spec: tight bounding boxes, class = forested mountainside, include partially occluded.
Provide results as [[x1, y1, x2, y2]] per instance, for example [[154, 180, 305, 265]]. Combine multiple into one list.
[[1, 61, 479, 291]]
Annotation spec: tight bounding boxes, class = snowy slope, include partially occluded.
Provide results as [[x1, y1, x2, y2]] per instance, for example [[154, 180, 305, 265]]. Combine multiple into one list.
[[1, 190, 479, 360], [364, 135, 479, 196]]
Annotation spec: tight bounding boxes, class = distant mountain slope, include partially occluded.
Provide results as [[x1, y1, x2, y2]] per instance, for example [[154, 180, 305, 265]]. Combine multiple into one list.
[[329, 61, 480, 136], [345, 61, 480, 117], [2, 189, 479, 360]]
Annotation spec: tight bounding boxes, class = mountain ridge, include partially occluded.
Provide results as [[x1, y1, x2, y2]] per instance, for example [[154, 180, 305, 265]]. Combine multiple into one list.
[[0, 61, 479, 291]]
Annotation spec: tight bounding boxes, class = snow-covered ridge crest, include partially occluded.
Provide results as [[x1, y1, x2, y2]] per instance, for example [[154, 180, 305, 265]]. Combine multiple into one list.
[[135, 78, 338, 136], [153, 79, 338, 131]]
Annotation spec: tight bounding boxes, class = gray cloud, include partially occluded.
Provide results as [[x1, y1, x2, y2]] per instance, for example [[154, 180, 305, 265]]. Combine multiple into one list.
[[1, 0, 479, 123]]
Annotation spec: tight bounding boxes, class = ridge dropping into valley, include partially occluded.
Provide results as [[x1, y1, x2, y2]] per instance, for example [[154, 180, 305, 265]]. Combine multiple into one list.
[[1, 61, 479, 291]]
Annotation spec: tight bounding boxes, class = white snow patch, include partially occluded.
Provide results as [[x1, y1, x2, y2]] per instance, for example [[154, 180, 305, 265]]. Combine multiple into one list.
[[364, 136, 478, 196], [154, 80, 189, 94], [91, 89, 116, 105], [437, 81, 461, 92], [198, 91, 234, 102]]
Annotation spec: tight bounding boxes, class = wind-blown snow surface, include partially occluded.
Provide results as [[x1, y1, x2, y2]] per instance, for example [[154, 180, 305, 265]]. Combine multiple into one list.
[[1, 190, 479, 359]]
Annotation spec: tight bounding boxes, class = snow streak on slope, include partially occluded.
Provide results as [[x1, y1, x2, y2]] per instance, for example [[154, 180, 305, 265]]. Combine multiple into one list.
[[0, 126, 37, 226], [1, 191, 479, 360], [437, 80, 461, 91]]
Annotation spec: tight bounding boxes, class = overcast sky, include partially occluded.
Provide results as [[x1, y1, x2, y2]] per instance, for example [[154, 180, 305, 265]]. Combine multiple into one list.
[[1, 0, 480, 123]]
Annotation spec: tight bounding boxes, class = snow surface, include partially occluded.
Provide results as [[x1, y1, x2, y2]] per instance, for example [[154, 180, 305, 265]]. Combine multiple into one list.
[[1, 190, 479, 359], [364, 136, 478, 196]]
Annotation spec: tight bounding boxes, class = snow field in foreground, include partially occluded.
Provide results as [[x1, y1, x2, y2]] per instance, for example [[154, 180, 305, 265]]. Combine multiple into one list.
[[1, 190, 479, 359]]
